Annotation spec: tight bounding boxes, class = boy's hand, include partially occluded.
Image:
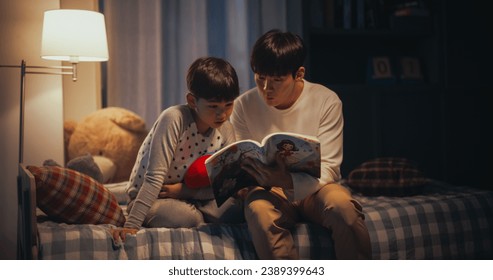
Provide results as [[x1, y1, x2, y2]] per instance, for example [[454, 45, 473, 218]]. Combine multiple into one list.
[[160, 182, 183, 198], [159, 182, 195, 199], [110, 227, 138, 243]]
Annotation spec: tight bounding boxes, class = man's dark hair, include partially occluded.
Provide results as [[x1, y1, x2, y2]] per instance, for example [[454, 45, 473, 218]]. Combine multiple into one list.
[[250, 29, 306, 77], [187, 57, 240, 101]]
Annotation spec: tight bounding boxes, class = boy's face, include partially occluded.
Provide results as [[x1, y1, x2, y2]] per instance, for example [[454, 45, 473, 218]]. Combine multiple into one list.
[[189, 94, 234, 132], [254, 67, 304, 110]]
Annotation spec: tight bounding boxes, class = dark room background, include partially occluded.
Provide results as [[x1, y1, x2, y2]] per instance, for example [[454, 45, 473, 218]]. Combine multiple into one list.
[[102, 0, 493, 190]]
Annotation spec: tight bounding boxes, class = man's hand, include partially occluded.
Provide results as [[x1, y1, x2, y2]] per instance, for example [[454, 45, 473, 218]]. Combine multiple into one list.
[[240, 152, 293, 190]]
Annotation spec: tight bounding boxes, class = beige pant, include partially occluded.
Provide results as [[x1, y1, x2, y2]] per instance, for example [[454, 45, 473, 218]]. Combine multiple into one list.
[[244, 184, 372, 259]]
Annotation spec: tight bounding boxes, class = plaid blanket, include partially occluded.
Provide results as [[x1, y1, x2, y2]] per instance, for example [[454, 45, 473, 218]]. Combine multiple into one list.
[[37, 183, 493, 260], [37, 222, 334, 260], [360, 183, 493, 259]]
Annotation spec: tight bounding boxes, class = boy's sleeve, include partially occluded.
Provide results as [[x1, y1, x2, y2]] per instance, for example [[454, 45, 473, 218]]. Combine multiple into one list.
[[124, 109, 183, 229]]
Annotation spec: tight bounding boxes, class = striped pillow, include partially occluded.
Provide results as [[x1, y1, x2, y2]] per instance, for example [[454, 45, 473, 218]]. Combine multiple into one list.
[[346, 157, 428, 196], [27, 165, 125, 226]]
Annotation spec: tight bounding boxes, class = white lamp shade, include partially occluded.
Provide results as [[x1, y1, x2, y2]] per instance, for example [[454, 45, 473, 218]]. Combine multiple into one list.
[[41, 9, 109, 62]]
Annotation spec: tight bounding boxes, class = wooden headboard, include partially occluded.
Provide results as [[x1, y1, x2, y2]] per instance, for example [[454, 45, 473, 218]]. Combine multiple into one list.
[[17, 164, 38, 259]]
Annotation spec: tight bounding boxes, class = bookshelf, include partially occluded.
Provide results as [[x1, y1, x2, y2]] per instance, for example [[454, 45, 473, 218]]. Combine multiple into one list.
[[301, 0, 445, 179], [302, 0, 493, 190], [302, 0, 442, 86]]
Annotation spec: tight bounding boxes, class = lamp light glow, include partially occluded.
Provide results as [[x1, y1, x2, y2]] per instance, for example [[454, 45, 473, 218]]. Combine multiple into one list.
[[41, 9, 109, 62]]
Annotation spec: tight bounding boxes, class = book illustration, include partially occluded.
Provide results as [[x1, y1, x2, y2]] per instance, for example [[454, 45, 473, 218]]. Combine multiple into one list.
[[205, 132, 321, 206]]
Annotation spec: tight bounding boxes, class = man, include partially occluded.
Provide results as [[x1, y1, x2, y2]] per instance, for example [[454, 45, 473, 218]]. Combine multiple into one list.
[[230, 29, 371, 259]]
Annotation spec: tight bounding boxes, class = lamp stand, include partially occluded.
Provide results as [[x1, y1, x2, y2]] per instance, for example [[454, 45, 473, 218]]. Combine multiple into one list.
[[0, 60, 77, 259], [1, 60, 77, 165]]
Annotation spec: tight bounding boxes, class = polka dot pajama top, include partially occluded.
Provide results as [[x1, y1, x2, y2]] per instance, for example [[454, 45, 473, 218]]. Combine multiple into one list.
[[124, 105, 235, 229]]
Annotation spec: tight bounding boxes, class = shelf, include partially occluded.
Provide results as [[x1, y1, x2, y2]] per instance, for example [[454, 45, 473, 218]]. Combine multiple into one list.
[[308, 27, 433, 39], [305, 28, 439, 85], [327, 84, 441, 93]]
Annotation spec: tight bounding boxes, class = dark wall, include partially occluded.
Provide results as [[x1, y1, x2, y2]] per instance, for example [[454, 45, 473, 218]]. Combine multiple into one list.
[[441, 1, 493, 188], [445, 1, 493, 86]]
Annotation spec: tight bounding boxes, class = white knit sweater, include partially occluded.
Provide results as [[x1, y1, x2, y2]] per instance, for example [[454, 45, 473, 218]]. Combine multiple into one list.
[[230, 80, 343, 201]]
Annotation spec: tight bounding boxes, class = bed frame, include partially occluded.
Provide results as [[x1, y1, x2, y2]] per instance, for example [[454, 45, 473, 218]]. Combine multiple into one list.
[[17, 164, 38, 259]]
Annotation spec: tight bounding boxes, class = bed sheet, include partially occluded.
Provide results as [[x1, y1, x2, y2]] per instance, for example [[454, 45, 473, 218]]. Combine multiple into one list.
[[36, 181, 493, 260], [359, 182, 493, 259], [37, 222, 334, 260]]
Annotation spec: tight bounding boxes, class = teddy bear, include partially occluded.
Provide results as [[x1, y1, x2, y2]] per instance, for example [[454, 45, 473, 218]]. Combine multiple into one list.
[[64, 107, 148, 183]]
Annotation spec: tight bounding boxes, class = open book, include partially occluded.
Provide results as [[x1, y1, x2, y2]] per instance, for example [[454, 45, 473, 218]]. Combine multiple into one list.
[[205, 132, 321, 207]]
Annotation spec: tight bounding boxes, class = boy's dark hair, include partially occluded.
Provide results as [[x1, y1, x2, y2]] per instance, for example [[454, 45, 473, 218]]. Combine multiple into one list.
[[187, 57, 239, 101], [250, 29, 306, 77]]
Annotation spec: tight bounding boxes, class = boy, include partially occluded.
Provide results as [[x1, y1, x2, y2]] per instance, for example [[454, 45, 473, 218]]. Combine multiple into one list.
[[112, 57, 242, 242]]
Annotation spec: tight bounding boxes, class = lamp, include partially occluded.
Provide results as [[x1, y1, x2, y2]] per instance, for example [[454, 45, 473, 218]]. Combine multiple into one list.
[[1, 9, 108, 165], [0, 9, 108, 260], [41, 9, 109, 81]]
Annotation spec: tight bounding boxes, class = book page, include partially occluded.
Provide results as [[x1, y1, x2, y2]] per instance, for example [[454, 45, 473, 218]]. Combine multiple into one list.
[[260, 131, 319, 146], [205, 141, 264, 206], [262, 133, 321, 178], [205, 140, 263, 181], [204, 132, 321, 207]]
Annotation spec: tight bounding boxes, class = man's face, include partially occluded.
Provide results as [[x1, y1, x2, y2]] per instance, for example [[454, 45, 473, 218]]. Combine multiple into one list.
[[254, 69, 302, 110]]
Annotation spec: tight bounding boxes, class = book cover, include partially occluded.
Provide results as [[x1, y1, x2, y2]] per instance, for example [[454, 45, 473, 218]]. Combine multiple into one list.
[[205, 132, 321, 207]]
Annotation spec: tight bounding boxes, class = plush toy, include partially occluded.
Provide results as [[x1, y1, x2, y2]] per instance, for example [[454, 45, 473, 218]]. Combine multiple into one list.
[[65, 107, 148, 183], [44, 153, 104, 183], [184, 154, 212, 189]]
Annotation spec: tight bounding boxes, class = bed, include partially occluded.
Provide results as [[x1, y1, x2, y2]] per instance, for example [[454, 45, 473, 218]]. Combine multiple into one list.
[[17, 163, 493, 260]]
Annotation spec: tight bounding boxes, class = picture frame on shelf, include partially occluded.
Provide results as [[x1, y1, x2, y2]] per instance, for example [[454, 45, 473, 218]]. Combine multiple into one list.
[[399, 56, 424, 83], [367, 56, 396, 84]]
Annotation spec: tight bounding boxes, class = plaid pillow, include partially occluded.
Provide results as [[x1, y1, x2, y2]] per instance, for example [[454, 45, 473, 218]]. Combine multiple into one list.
[[346, 157, 428, 196], [27, 165, 125, 226]]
